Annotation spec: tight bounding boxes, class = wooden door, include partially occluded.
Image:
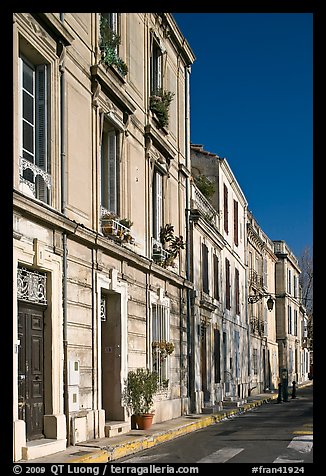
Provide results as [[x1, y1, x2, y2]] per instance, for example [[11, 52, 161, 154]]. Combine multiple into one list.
[[18, 303, 45, 440]]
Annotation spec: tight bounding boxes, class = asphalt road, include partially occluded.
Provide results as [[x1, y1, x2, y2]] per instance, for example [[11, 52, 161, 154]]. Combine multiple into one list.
[[115, 384, 313, 464]]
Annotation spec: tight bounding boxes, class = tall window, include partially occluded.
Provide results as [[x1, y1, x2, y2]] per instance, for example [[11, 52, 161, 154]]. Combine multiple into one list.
[[233, 199, 239, 246], [294, 310, 298, 336], [214, 329, 221, 383], [20, 57, 51, 204], [253, 348, 258, 375], [213, 254, 220, 301], [150, 41, 163, 95], [288, 268, 292, 294], [225, 258, 231, 310], [235, 268, 240, 315], [293, 275, 297, 298], [234, 330, 240, 378], [101, 13, 119, 50], [288, 305, 292, 334], [151, 303, 170, 385], [152, 169, 163, 240], [202, 243, 209, 294], [223, 184, 229, 234], [101, 121, 120, 215]]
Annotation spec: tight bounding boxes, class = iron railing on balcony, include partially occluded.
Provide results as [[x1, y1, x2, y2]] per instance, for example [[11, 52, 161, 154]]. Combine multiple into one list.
[[249, 269, 263, 289], [191, 183, 218, 227], [19, 156, 52, 200], [250, 316, 265, 336], [151, 237, 171, 264]]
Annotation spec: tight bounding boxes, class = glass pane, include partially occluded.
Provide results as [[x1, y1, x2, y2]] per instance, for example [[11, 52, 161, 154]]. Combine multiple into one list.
[[23, 62, 34, 94], [23, 168, 34, 183], [23, 91, 34, 124], [23, 120, 34, 153], [23, 150, 34, 163]]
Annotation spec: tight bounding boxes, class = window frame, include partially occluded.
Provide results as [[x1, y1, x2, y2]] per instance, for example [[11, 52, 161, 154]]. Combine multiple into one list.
[[100, 120, 121, 215], [150, 300, 171, 387], [19, 55, 51, 204], [152, 168, 164, 241], [150, 39, 163, 95]]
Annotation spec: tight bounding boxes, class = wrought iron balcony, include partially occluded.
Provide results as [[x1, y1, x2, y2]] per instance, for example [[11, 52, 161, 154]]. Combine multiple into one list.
[[151, 237, 171, 264], [250, 316, 265, 336], [191, 184, 218, 227], [249, 269, 263, 289]]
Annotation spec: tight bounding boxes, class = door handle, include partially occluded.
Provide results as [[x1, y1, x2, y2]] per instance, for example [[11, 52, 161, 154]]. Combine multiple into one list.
[[19, 375, 25, 380]]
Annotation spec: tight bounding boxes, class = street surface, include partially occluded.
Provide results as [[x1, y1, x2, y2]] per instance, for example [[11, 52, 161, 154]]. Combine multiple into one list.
[[115, 384, 313, 464]]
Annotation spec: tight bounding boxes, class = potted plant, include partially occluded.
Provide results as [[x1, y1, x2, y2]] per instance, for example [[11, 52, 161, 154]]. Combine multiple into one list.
[[153, 224, 185, 268], [149, 88, 175, 129], [99, 15, 128, 76], [101, 214, 135, 244], [152, 340, 175, 362], [123, 368, 159, 430]]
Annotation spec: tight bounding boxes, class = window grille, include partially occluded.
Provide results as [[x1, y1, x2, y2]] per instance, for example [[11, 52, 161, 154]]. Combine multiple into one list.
[[17, 267, 47, 304]]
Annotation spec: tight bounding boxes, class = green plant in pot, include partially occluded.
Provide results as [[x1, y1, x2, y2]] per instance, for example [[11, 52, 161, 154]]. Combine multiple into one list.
[[123, 368, 159, 430]]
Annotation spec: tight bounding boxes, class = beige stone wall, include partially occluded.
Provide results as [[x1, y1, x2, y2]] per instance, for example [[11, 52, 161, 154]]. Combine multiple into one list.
[[13, 12, 195, 457]]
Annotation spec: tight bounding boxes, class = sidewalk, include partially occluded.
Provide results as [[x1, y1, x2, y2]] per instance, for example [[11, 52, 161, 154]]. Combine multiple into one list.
[[21, 381, 312, 464]]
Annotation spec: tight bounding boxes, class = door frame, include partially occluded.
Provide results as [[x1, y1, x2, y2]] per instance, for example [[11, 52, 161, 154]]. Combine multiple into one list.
[[18, 301, 46, 440]]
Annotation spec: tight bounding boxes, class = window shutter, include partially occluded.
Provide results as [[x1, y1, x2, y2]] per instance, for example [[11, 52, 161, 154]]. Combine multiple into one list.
[[213, 255, 220, 301], [224, 184, 228, 234], [153, 171, 163, 240], [214, 329, 221, 383], [235, 268, 240, 315], [225, 258, 230, 310], [263, 258, 267, 287], [108, 131, 117, 214], [233, 199, 238, 246], [35, 64, 48, 203], [157, 51, 162, 90], [35, 64, 47, 171], [202, 243, 209, 294]]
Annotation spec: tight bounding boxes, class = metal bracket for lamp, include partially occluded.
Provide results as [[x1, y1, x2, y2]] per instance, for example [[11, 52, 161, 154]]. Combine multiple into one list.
[[248, 292, 274, 311]]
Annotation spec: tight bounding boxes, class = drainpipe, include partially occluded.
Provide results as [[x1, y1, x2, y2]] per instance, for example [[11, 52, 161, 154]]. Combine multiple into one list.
[[59, 12, 70, 445], [184, 64, 193, 412]]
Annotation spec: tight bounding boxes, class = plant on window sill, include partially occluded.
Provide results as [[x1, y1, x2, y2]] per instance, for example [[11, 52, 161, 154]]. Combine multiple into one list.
[[156, 224, 185, 268], [149, 88, 175, 129], [194, 174, 216, 200], [152, 340, 174, 362], [99, 16, 128, 77], [101, 213, 135, 244]]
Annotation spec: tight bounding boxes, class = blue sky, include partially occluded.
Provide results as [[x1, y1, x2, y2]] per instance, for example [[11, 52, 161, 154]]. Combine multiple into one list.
[[173, 13, 313, 259]]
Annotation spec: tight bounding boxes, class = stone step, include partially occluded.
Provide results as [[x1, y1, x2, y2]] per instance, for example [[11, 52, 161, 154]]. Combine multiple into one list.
[[201, 404, 222, 414], [22, 438, 66, 460], [104, 421, 130, 438]]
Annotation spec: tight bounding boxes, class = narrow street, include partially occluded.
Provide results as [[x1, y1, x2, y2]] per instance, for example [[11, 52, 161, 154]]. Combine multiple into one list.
[[115, 384, 313, 464]]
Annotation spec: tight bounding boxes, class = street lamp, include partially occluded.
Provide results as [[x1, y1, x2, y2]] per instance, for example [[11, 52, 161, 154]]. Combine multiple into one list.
[[248, 292, 274, 311]]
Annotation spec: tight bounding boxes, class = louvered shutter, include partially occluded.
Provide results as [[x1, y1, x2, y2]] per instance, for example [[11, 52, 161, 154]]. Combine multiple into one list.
[[233, 199, 238, 246], [224, 184, 228, 234], [35, 64, 48, 203], [108, 131, 117, 214]]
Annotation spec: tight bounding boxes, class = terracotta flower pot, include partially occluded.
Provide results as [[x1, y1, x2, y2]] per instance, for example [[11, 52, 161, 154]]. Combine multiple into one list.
[[135, 413, 154, 430]]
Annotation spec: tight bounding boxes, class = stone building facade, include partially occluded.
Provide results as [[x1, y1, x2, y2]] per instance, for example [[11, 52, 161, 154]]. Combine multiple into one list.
[[12, 12, 311, 464], [247, 211, 279, 395], [273, 240, 309, 386], [190, 145, 249, 405], [13, 12, 194, 461]]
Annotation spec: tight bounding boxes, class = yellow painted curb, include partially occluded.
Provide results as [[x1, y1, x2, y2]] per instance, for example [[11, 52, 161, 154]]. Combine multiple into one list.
[[68, 392, 297, 463], [69, 450, 108, 463]]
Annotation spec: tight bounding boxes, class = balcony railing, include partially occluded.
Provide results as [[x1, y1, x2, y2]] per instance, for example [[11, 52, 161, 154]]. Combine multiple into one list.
[[250, 316, 265, 336], [19, 156, 52, 199], [249, 269, 263, 289], [151, 237, 171, 264], [191, 184, 218, 227]]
